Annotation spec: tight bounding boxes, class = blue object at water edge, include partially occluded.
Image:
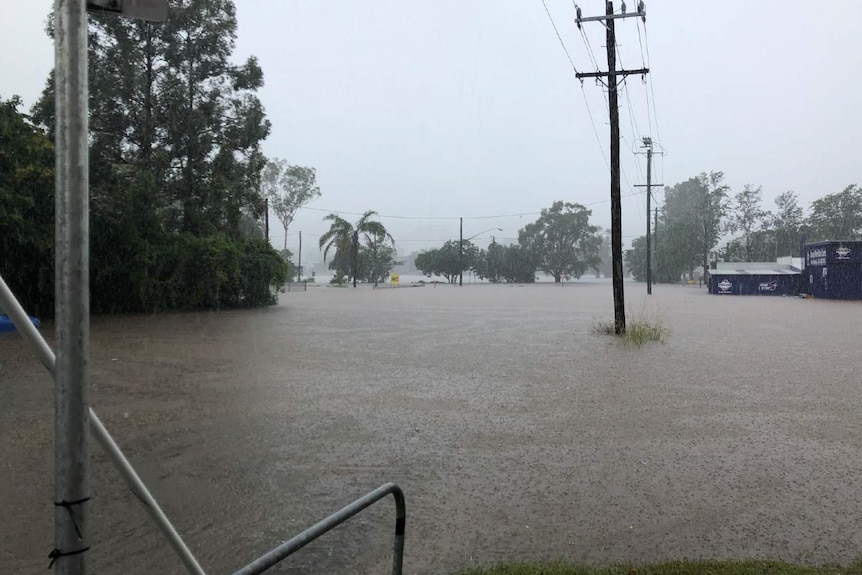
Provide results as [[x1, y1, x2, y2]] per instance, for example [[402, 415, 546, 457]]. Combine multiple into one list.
[[0, 315, 42, 333]]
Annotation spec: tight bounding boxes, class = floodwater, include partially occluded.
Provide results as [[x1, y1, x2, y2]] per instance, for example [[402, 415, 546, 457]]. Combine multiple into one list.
[[1, 282, 861, 574]]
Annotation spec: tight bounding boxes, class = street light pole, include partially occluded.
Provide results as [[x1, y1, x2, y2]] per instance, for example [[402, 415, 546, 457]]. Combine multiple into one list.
[[51, 3, 168, 573], [53, 2, 91, 572]]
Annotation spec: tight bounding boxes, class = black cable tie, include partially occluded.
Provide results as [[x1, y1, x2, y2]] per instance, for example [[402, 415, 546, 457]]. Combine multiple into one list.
[[53, 497, 90, 540], [48, 546, 90, 569]]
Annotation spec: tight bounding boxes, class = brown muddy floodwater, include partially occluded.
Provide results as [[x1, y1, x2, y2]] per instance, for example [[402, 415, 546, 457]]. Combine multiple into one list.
[[2, 282, 862, 574]]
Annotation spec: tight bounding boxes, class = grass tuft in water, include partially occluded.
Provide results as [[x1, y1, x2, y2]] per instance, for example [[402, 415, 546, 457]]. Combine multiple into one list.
[[591, 317, 669, 346]]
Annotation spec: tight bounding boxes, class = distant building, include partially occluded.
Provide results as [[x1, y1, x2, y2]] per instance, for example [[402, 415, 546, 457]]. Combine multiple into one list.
[[709, 241, 862, 299], [802, 241, 862, 300], [709, 261, 801, 296]]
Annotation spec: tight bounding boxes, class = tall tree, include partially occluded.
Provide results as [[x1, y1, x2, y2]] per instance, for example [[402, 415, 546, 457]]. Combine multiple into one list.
[[659, 173, 728, 280], [35, 0, 272, 239], [519, 201, 601, 282], [261, 159, 321, 250], [319, 210, 394, 287], [0, 96, 55, 318], [700, 172, 731, 275], [807, 185, 862, 241], [28, 1, 286, 314], [729, 184, 767, 262], [769, 190, 805, 257]]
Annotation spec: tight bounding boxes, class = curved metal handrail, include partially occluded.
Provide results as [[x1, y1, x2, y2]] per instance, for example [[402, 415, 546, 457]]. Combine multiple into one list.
[[231, 482, 406, 575]]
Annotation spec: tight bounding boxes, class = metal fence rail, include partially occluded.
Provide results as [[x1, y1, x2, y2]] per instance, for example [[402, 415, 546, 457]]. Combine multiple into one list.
[[2, 272, 407, 574], [232, 482, 406, 575], [0, 274, 207, 575]]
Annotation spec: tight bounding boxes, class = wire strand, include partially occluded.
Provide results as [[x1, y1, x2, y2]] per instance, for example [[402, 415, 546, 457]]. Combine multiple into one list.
[[297, 189, 647, 223], [538, 0, 609, 170], [642, 21, 662, 148], [540, 0, 579, 74]]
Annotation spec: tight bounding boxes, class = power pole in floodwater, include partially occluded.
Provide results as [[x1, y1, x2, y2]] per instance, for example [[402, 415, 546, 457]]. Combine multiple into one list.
[[576, 0, 648, 334], [654, 206, 659, 281], [352, 230, 359, 288], [459, 217, 464, 287], [635, 137, 663, 294]]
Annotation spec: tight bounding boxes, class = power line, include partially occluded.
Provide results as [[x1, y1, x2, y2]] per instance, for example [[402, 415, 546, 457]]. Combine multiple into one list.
[[540, 0, 579, 74], [636, 17, 647, 70], [579, 28, 602, 79], [580, 86, 610, 170], [298, 189, 648, 223], [537, 0, 611, 172], [641, 20, 662, 148]]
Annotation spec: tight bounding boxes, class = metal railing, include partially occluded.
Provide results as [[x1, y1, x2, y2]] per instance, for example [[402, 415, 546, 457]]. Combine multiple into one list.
[[232, 482, 405, 575], [0, 274, 207, 575], [1, 273, 406, 575]]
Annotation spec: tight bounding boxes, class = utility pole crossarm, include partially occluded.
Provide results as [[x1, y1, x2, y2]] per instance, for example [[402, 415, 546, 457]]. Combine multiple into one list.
[[576, 10, 645, 24], [576, 68, 648, 80], [575, 0, 646, 27]]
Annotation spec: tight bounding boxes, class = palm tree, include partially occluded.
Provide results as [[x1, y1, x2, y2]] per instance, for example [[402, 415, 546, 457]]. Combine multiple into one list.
[[319, 210, 394, 287]]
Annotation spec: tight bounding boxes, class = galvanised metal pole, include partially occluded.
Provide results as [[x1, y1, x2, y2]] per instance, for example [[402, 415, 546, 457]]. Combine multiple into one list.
[[53, 0, 90, 572], [0, 273, 207, 575]]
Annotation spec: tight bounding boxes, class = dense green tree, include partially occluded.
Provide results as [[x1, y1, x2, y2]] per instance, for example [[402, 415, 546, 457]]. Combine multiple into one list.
[[518, 201, 600, 282], [365, 244, 401, 284], [25, 1, 285, 314], [327, 244, 401, 285], [415, 240, 479, 284], [0, 96, 55, 318], [657, 172, 729, 280], [722, 229, 776, 263], [807, 185, 862, 241], [319, 210, 394, 287], [474, 239, 507, 283], [499, 244, 538, 283]]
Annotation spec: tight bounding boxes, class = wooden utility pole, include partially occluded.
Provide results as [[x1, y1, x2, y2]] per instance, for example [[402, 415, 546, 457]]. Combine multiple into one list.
[[576, 0, 647, 334], [459, 217, 464, 287], [298, 230, 302, 282], [352, 230, 359, 288], [634, 137, 663, 294], [654, 207, 658, 278], [645, 139, 652, 294], [636, 139, 663, 293], [264, 198, 269, 242]]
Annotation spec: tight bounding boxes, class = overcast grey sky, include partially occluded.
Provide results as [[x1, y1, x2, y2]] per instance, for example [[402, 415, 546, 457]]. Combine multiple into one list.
[[2, 1, 861, 263]]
